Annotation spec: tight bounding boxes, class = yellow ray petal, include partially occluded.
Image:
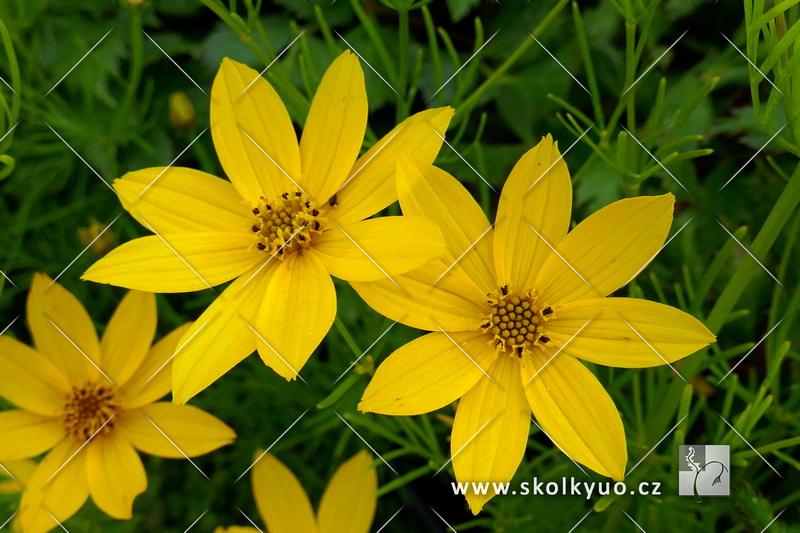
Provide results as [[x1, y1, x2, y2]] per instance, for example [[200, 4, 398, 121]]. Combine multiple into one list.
[[172, 261, 278, 404], [255, 252, 335, 380], [352, 259, 488, 332], [0, 459, 37, 492], [87, 435, 147, 519], [521, 351, 626, 480], [117, 403, 235, 458], [535, 194, 674, 305], [312, 216, 446, 282], [0, 336, 69, 416], [396, 155, 497, 293], [210, 58, 301, 203], [214, 528, 261, 533], [19, 438, 89, 533], [100, 291, 157, 387], [114, 167, 251, 234], [252, 453, 318, 533], [123, 323, 192, 409], [299, 51, 367, 205], [82, 233, 261, 293], [359, 331, 496, 416], [544, 298, 716, 368], [493, 136, 572, 293], [317, 451, 376, 533], [27, 273, 100, 384], [329, 107, 453, 226], [451, 356, 531, 514], [0, 411, 64, 461]]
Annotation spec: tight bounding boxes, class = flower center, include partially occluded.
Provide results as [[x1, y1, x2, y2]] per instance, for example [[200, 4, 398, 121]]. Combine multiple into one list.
[[481, 285, 553, 357], [63, 383, 121, 441], [249, 191, 327, 259]]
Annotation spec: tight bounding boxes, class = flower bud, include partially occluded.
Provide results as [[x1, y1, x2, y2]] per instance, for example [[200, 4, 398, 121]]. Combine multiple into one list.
[[169, 91, 196, 130]]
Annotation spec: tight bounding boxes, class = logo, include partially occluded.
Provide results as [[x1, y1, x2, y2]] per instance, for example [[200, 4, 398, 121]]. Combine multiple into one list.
[[679, 445, 730, 501]]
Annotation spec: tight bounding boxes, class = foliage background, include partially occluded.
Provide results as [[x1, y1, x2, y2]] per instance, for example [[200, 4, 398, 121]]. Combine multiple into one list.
[[1, 0, 799, 531]]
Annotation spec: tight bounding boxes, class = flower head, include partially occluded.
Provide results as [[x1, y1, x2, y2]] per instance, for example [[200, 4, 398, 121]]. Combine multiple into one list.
[[0, 274, 235, 532], [215, 450, 376, 533], [355, 136, 716, 513], [82, 51, 453, 403]]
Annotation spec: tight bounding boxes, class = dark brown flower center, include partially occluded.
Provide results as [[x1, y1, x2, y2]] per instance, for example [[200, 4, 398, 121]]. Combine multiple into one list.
[[63, 383, 121, 441], [481, 285, 553, 357], [249, 191, 327, 258]]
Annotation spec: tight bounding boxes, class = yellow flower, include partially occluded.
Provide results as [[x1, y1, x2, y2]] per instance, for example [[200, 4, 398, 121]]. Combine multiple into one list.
[[0, 274, 235, 533], [82, 51, 453, 403], [214, 450, 377, 533], [354, 136, 716, 514], [75, 218, 113, 255]]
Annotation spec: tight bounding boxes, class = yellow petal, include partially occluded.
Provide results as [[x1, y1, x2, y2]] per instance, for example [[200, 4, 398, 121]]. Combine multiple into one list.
[[210, 58, 301, 203], [114, 167, 251, 234], [87, 435, 147, 519], [117, 403, 235, 458], [396, 155, 496, 293], [521, 351, 626, 480], [317, 451, 376, 533], [172, 261, 278, 404], [494, 136, 572, 293], [122, 323, 192, 409], [252, 453, 318, 533], [0, 479, 22, 494], [451, 356, 531, 514], [359, 331, 496, 416], [535, 194, 674, 305], [0, 459, 38, 491], [27, 273, 100, 384], [545, 298, 716, 367], [329, 107, 453, 226], [299, 51, 367, 205], [19, 438, 89, 533], [214, 528, 261, 533], [0, 411, 64, 461], [352, 259, 488, 332], [0, 335, 69, 416], [100, 291, 157, 386], [82, 233, 261, 292], [255, 252, 335, 380], [312, 216, 446, 282]]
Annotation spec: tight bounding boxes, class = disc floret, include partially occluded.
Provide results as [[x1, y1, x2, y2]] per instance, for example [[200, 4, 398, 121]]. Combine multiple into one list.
[[249, 191, 326, 258], [481, 285, 554, 357], [63, 383, 121, 441]]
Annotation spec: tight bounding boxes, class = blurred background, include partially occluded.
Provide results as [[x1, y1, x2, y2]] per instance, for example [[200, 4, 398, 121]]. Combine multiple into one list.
[[1, 0, 799, 531]]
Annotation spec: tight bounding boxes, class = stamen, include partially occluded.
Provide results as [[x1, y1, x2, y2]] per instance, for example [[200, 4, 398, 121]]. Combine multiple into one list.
[[480, 286, 555, 357], [247, 191, 327, 259], [63, 383, 121, 441]]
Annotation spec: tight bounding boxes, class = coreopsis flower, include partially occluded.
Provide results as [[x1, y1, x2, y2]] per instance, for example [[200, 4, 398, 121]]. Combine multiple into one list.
[[214, 450, 376, 533], [355, 136, 716, 513], [75, 218, 113, 254], [82, 51, 452, 403], [0, 274, 235, 533]]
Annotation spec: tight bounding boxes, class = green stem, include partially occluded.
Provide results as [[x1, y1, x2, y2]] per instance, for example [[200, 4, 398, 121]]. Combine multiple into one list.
[[333, 316, 362, 358], [397, 7, 410, 113], [625, 22, 637, 138], [452, 0, 570, 126]]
